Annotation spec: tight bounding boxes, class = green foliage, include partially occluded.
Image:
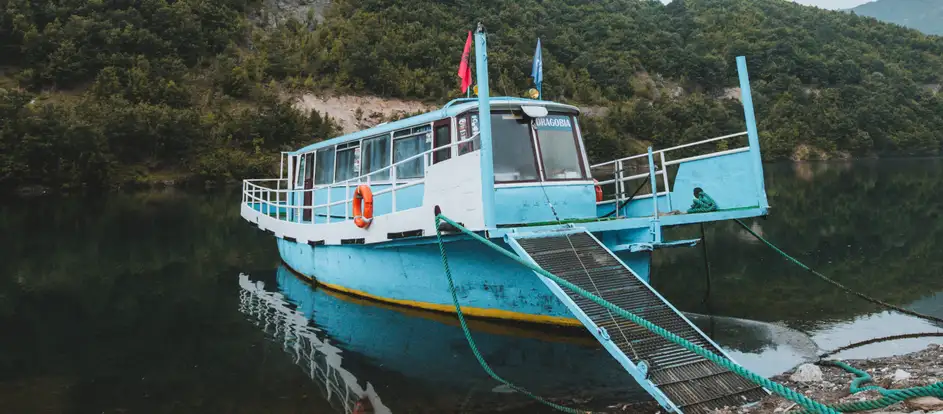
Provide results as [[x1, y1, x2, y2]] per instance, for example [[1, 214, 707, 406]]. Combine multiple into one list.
[[2, 0, 943, 192], [259, 0, 943, 162], [0, 0, 341, 193]]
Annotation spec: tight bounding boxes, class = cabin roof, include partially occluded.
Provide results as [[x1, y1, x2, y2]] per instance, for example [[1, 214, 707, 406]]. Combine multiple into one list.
[[291, 97, 581, 155]]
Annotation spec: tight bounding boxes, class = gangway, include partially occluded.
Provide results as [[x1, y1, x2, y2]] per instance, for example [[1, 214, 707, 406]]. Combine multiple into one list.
[[506, 230, 768, 413]]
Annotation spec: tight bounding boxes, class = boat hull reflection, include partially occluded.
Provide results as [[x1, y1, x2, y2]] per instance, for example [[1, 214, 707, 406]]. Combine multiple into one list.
[[240, 266, 651, 413]]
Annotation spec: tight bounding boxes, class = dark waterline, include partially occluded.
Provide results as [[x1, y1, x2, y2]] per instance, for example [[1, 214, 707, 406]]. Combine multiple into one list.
[[2, 159, 942, 413]]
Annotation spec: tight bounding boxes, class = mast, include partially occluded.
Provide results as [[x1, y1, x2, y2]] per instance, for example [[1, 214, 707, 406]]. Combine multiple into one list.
[[736, 56, 769, 210], [475, 23, 496, 229]]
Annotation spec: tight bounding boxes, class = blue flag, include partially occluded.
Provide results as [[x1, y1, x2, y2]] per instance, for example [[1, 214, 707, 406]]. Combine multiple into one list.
[[531, 38, 543, 98]]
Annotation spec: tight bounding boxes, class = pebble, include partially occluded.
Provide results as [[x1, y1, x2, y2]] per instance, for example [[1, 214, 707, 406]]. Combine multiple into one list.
[[789, 364, 824, 383], [907, 397, 943, 412], [893, 369, 914, 382]]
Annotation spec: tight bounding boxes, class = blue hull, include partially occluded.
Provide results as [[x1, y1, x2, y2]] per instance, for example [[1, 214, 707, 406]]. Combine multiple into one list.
[[277, 233, 651, 326]]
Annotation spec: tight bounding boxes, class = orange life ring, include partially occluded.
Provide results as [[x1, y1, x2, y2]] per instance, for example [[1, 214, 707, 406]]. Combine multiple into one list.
[[593, 179, 603, 203], [352, 184, 373, 229]]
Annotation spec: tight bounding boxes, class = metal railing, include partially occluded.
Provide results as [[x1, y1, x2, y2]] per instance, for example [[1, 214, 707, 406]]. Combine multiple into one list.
[[243, 134, 481, 224], [590, 132, 749, 217]]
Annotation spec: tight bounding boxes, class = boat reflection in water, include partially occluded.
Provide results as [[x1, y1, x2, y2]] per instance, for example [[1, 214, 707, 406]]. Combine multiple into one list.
[[238, 266, 823, 412], [239, 266, 653, 413], [239, 272, 392, 414]]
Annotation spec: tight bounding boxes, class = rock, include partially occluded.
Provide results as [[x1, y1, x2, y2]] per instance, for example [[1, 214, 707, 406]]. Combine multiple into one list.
[[790, 364, 824, 383], [893, 369, 914, 382], [906, 397, 943, 412]]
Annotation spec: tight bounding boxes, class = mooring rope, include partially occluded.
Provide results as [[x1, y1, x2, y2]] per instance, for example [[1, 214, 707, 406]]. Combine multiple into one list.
[[819, 332, 943, 359], [433, 216, 594, 414], [434, 214, 839, 414], [733, 219, 943, 325], [435, 214, 943, 413]]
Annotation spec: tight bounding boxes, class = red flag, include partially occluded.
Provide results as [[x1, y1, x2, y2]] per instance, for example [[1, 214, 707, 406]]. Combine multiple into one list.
[[458, 31, 473, 93]]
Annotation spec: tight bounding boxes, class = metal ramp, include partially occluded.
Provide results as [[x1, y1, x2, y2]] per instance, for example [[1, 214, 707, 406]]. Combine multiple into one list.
[[506, 230, 767, 413]]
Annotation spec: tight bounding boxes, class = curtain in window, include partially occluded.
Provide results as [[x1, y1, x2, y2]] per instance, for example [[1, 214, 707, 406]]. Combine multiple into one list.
[[394, 135, 428, 179], [362, 135, 391, 180], [335, 148, 359, 182], [295, 155, 306, 187], [314, 148, 335, 185]]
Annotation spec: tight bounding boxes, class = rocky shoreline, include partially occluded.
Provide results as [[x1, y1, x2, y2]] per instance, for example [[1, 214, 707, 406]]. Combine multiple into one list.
[[712, 343, 943, 414]]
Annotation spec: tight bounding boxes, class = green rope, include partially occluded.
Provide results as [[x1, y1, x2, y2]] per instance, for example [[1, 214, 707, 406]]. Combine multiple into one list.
[[801, 361, 943, 413], [733, 219, 943, 325], [687, 191, 718, 213], [434, 214, 839, 414], [433, 216, 593, 414], [732, 218, 943, 412]]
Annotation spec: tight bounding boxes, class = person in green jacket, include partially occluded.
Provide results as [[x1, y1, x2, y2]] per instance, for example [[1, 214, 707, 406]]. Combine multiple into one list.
[[687, 187, 718, 213]]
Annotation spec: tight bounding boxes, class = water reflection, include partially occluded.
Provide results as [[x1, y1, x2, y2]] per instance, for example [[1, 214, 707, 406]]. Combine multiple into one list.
[[237, 266, 864, 413], [656, 159, 943, 368], [3, 160, 943, 413], [239, 274, 391, 414], [239, 266, 652, 413]]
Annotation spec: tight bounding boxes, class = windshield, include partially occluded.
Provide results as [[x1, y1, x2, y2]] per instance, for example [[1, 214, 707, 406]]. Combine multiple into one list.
[[534, 115, 585, 180], [492, 112, 539, 182]]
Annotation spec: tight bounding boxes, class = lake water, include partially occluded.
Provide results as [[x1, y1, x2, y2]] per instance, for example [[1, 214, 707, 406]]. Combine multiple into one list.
[[2, 160, 942, 413]]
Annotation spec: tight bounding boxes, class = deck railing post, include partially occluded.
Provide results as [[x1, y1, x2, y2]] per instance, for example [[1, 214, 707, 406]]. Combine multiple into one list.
[[391, 163, 398, 213], [736, 56, 770, 210], [326, 186, 332, 224], [659, 151, 672, 211], [615, 161, 624, 218], [475, 24, 497, 229], [647, 147, 662, 244]]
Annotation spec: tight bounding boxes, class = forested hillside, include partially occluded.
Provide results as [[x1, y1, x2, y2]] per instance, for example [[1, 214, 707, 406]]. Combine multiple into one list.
[[2, 0, 943, 193], [301, 0, 943, 160], [0, 0, 339, 192], [851, 0, 943, 35]]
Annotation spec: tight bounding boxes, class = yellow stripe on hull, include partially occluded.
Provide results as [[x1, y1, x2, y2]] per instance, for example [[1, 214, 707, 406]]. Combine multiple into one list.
[[284, 263, 582, 327]]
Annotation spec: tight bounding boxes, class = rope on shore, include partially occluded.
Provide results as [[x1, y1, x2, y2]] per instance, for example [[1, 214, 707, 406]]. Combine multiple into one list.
[[733, 219, 943, 325], [810, 360, 943, 413]]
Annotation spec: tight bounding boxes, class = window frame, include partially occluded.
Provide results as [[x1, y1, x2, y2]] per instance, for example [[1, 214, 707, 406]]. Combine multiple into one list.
[[392, 124, 433, 180], [490, 110, 542, 184], [333, 142, 361, 184], [314, 147, 336, 185], [361, 133, 392, 181], [532, 113, 588, 182]]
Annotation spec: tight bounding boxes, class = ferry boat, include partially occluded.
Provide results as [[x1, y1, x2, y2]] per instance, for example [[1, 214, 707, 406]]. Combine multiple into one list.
[[241, 38, 769, 328], [242, 28, 772, 412]]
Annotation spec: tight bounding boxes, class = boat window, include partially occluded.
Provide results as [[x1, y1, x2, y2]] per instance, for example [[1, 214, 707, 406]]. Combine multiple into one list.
[[394, 124, 431, 138], [534, 115, 585, 180], [314, 147, 335, 185], [335, 146, 360, 183], [295, 154, 306, 187], [457, 112, 480, 155], [433, 121, 451, 164], [304, 153, 315, 182], [492, 112, 539, 182], [393, 132, 430, 179], [362, 134, 391, 180]]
